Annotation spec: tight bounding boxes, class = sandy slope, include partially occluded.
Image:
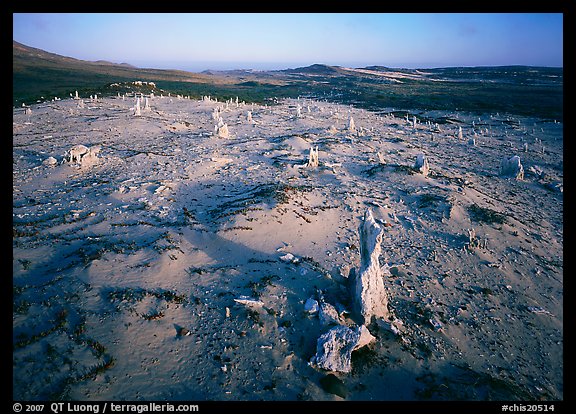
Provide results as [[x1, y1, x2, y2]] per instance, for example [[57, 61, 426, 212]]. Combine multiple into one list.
[[13, 94, 562, 401]]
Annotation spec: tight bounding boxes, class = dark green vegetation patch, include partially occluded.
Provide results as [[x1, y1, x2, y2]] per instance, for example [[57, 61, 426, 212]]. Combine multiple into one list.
[[468, 204, 507, 224]]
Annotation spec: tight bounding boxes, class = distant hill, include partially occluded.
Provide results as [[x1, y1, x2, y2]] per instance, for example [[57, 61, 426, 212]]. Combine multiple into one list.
[[92, 60, 136, 68], [14, 41, 138, 71], [12, 40, 228, 104], [362, 65, 393, 71], [282, 64, 342, 75]]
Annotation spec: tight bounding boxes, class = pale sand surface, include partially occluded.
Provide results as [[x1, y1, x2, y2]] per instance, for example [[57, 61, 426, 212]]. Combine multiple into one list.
[[13, 95, 562, 400]]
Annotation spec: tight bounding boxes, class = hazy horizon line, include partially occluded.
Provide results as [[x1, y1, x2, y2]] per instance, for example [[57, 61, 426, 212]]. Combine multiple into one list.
[[127, 60, 564, 73]]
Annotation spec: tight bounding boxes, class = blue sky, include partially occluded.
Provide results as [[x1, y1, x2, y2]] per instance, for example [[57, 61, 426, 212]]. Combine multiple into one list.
[[13, 13, 563, 71]]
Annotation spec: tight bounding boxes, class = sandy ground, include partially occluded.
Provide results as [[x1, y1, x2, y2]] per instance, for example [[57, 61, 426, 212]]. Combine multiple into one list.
[[13, 93, 563, 401]]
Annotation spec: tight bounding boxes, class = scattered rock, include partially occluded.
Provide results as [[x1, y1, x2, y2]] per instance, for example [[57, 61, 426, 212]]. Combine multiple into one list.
[[304, 297, 319, 314], [544, 181, 563, 193], [65, 144, 101, 167], [319, 301, 340, 326], [334, 302, 350, 318], [233, 296, 264, 307], [429, 317, 443, 331], [43, 156, 58, 167], [414, 154, 430, 176], [499, 155, 524, 180], [310, 324, 375, 373], [356, 325, 376, 348], [327, 125, 338, 135], [279, 253, 299, 263], [66, 144, 89, 163], [527, 306, 553, 316], [175, 326, 191, 337], [527, 165, 544, 179]]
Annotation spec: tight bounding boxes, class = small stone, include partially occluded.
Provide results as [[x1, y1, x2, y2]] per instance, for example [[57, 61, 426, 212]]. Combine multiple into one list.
[[319, 302, 340, 326], [280, 253, 299, 263], [233, 296, 264, 307], [429, 318, 443, 331], [304, 297, 319, 314], [527, 306, 553, 316], [43, 156, 58, 167], [310, 324, 375, 373], [176, 327, 191, 337], [356, 325, 376, 348]]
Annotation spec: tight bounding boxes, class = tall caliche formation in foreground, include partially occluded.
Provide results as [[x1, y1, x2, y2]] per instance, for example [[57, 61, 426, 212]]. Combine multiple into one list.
[[352, 208, 391, 324]]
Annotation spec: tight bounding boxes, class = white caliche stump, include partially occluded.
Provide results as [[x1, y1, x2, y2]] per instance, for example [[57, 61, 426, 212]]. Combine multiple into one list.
[[414, 154, 430, 176], [327, 125, 338, 135], [65, 144, 101, 167], [134, 98, 141, 116], [348, 116, 356, 133], [67, 145, 90, 164], [216, 118, 230, 138], [310, 324, 375, 373], [217, 124, 230, 138], [80, 145, 101, 167], [352, 209, 391, 324], [306, 146, 319, 168], [499, 155, 524, 180]]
